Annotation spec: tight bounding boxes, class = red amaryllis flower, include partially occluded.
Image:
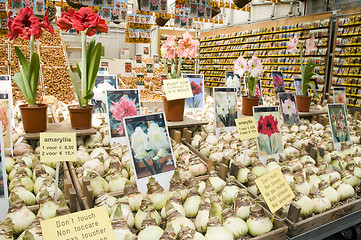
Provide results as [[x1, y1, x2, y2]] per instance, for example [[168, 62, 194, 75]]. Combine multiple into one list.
[[191, 81, 202, 96], [73, 7, 99, 32], [257, 115, 279, 137], [56, 8, 75, 32], [7, 6, 54, 40]]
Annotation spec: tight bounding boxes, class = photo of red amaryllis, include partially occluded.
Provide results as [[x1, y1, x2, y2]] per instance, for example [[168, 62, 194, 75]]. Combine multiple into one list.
[[186, 76, 204, 109], [258, 115, 279, 137], [56, 7, 108, 108], [191, 81, 202, 96], [7, 7, 54, 106]]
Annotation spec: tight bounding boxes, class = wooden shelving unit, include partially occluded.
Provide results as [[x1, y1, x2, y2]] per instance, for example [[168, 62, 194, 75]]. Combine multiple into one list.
[[331, 13, 361, 108], [198, 12, 332, 95]]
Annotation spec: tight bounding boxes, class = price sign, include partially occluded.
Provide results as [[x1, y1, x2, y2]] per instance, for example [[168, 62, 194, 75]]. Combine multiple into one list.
[[43, 95, 55, 104], [41, 206, 115, 240], [235, 117, 259, 140], [40, 133, 77, 162], [163, 78, 194, 101], [255, 168, 295, 213]]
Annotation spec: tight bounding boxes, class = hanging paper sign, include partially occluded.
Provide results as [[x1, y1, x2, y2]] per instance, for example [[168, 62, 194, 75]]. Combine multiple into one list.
[[40, 133, 77, 162], [0, 94, 11, 151], [278, 92, 300, 126], [272, 71, 285, 94], [106, 89, 141, 145], [91, 75, 118, 114], [294, 78, 302, 95], [213, 87, 238, 136], [182, 74, 204, 111], [332, 87, 346, 104], [163, 78, 193, 101], [255, 168, 295, 213], [235, 117, 259, 140], [41, 206, 115, 240], [253, 106, 285, 165], [123, 113, 176, 195], [136, 54, 142, 64], [0, 121, 9, 221], [144, 46, 149, 55], [327, 103, 350, 151]]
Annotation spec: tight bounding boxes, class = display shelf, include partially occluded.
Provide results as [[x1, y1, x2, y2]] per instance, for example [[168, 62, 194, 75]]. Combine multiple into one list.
[[198, 13, 331, 90], [331, 13, 361, 108]]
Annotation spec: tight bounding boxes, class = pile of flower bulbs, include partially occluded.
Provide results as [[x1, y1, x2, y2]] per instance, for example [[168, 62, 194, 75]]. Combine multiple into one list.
[[100, 171, 275, 240], [4, 140, 70, 239], [189, 113, 361, 220]]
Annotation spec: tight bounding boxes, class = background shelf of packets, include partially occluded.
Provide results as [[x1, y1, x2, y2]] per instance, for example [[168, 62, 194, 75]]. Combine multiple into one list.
[[198, 17, 330, 94], [159, 33, 196, 74], [331, 13, 361, 108]]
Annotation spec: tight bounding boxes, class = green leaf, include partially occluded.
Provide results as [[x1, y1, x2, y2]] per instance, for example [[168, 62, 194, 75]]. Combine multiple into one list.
[[84, 90, 94, 100], [86, 43, 102, 103], [159, 160, 166, 173], [76, 62, 82, 79], [29, 53, 40, 103], [86, 38, 96, 72], [307, 82, 320, 98], [142, 159, 155, 175], [19, 66, 34, 105], [14, 47, 29, 77], [13, 72, 31, 102], [67, 68, 82, 107]]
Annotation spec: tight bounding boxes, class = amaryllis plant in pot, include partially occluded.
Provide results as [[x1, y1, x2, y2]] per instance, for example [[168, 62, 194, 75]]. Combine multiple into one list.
[[56, 7, 108, 129], [234, 55, 264, 116], [287, 36, 320, 112], [160, 31, 199, 121], [7, 7, 54, 133]]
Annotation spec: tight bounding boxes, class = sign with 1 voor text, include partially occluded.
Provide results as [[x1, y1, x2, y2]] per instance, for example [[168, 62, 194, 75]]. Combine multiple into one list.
[[163, 78, 193, 101], [40, 133, 77, 162], [235, 117, 259, 140], [255, 168, 295, 213]]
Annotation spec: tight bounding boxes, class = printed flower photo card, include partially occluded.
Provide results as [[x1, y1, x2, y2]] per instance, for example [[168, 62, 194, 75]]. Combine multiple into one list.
[[272, 71, 285, 94], [91, 75, 118, 114], [327, 103, 350, 151], [332, 87, 346, 104], [183, 74, 204, 111], [106, 89, 141, 144], [123, 113, 175, 194], [213, 87, 238, 135], [253, 106, 284, 165], [278, 92, 300, 126]]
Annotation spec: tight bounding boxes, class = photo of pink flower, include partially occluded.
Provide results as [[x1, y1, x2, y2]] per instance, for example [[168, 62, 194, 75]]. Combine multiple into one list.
[[272, 71, 285, 94], [279, 92, 300, 126]]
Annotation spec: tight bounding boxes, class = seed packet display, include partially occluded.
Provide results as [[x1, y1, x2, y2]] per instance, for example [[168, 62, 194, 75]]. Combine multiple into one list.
[[174, 14, 181, 27], [332, 87, 346, 104], [137, 74, 145, 90], [140, 0, 150, 11], [102, 7, 111, 21], [123, 113, 176, 195], [0, 121, 9, 221], [213, 87, 238, 135], [272, 71, 285, 94], [91, 75, 118, 114], [34, 0, 45, 15], [182, 74, 204, 111], [125, 61, 132, 73], [106, 89, 141, 145], [0, 93, 12, 151], [278, 92, 300, 126], [146, 63, 153, 77], [153, 54, 160, 64], [294, 78, 302, 95], [327, 104, 350, 151], [144, 46, 149, 55], [253, 106, 285, 165], [111, 8, 120, 21]]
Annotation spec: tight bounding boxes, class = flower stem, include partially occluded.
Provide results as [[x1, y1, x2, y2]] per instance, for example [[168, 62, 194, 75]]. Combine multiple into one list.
[[30, 35, 34, 57], [162, 58, 170, 79], [80, 31, 87, 107], [269, 136, 273, 154], [176, 57, 182, 78]]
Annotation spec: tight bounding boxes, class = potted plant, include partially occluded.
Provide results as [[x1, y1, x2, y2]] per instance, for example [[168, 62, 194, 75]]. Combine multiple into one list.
[[234, 56, 264, 116], [7, 7, 54, 133], [287, 36, 319, 112], [161, 31, 199, 121], [56, 7, 108, 129]]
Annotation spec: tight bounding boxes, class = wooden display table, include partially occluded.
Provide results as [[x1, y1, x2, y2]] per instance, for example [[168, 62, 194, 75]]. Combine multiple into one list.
[[166, 116, 209, 129], [23, 122, 96, 140]]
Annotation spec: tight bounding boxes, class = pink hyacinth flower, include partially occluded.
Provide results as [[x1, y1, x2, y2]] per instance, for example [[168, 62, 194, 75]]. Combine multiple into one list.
[[305, 36, 317, 55]]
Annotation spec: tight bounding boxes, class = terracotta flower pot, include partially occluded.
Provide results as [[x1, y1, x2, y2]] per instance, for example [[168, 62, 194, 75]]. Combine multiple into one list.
[[68, 105, 94, 130], [242, 96, 260, 116], [19, 104, 48, 133], [295, 95, 311, 112], [163, 98, 185, 122]]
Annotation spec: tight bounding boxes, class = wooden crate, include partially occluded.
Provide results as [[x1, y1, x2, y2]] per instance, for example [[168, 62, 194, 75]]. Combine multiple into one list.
[[27, 161, 80, 214], [286, 198, 361, 237]]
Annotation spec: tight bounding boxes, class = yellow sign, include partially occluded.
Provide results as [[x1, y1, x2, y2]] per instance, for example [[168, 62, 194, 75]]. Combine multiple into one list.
[[40, 133, 77, 162], [43, 95, 55, 104], [255, 168, 295, 213], [163, 78, 193, 101], [235, 117, 259, 140], [41, 206, 115, 240]]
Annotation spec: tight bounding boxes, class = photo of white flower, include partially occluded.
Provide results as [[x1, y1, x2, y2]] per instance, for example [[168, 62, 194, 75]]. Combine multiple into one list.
[[214, 88, 238, 128], [124, 113, 175, 179]]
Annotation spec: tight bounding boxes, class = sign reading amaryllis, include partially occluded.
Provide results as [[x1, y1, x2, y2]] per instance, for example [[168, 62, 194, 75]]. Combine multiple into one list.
[[7, 6, 54, 132], [56, 7, 108, 129]]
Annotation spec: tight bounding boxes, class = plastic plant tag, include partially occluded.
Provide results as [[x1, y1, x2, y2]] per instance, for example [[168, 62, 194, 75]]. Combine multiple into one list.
[[327, 103, 350, 151]]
